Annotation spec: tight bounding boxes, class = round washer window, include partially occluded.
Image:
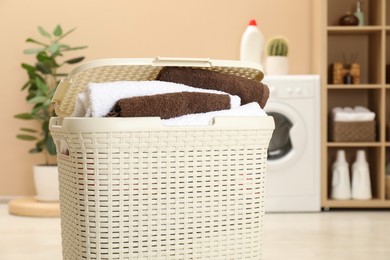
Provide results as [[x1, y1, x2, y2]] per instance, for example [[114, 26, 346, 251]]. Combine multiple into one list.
[[267, 112, 293, 160]]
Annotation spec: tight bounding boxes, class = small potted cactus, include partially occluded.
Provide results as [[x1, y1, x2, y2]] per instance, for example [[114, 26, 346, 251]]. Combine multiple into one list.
[[265, 36, 289, 75]]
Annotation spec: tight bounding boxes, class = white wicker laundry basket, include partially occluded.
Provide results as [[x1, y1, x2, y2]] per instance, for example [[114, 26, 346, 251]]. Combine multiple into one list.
[[49, 57, 274, 260]]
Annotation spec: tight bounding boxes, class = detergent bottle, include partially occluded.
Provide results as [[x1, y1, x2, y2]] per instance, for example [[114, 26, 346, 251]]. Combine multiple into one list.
[[331, 150, 352, 200], [240, 19, 265, 67], [352, 150, 372, 199]]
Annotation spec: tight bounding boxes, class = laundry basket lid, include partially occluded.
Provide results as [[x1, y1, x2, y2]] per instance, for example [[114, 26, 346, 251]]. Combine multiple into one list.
[[52, 57, 264, 117]]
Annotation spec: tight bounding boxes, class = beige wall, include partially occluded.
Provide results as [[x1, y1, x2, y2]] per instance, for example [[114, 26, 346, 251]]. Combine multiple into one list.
[[0, 0, 315, 196]]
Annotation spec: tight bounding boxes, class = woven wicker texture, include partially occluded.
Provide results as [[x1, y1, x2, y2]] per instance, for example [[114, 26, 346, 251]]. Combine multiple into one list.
[[332, 121, 376, 142], [51, 123, 273, 259], [56, 62, 263, 117], [51, 58, 271, 259]]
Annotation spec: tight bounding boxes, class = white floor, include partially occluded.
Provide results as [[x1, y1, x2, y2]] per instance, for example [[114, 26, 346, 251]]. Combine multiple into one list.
[[0, 203, 389, 260]]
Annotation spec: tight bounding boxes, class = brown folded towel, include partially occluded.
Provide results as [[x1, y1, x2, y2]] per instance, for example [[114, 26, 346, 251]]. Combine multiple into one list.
[[156, 67, 269, 108], [106, 92, 231, 119]]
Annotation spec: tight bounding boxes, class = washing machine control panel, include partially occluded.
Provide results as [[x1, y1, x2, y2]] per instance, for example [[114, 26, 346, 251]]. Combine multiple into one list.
[[264, 76, 318, 99]]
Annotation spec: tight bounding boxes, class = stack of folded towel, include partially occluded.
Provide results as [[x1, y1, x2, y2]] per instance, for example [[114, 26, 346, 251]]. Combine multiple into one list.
[[73, 81, 241, 118], [72, 67, 270, 125], [332, 106, 376, 122], [156, 67, 269, 108]]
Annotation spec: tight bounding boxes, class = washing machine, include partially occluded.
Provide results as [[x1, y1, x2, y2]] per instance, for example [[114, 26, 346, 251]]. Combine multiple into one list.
[[262, 75, 321, 212]]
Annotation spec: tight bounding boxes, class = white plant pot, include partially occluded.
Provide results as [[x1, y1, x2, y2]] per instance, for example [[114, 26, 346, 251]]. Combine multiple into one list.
[[33, 165, 59, 202], [265, 56, 289, 75]]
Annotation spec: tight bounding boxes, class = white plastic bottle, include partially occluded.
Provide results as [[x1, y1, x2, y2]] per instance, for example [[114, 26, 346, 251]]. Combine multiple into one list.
[[352, 150, 372, 200], [240, 19, 265, 67], [331, 150, 352, 200]]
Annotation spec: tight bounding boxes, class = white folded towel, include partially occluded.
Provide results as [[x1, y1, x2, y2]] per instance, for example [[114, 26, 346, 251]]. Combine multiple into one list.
[[354, 106, 371, 113], [72, 81, 241, 117], [344, 107, 354, 113], [162, 102, 266, 126], [332, 106, 375, 122]]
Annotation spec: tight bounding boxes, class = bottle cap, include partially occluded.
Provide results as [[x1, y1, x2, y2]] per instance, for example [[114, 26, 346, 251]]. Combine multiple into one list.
[[249, 19, 257, 26]]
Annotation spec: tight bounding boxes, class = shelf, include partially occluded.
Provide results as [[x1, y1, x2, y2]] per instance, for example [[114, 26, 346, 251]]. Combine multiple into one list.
[[327, 89, 382, 118], [322, 199, 390, 208], [322, 0, 388, 209], [327, 26, 383, 34], [327, 0, 383, 27], [328, 32, 382, 84], [327, 84, 383, 89], [327, 142, 382, 147]]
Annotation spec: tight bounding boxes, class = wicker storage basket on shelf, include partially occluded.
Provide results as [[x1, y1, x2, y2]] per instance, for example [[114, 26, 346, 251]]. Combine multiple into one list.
[[331, 120, 376, 142], [49, 57, 274, 260]]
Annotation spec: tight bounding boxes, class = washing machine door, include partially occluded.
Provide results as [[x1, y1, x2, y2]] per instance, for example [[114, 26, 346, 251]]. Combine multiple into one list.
[[265, 102, 307, 171]]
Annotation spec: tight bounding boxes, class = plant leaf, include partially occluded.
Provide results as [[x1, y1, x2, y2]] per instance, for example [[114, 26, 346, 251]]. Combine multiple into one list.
[[27, 90, 38, 101], [53, 25, 62, 37], [29, 147, 42, 154], [21, 81, 31, 91], [27, 96, 46, 104], [42, 120, 49, 132], [36, 62, 52, 74], [36, 52, 50, 62], [64, 56, 85, 64], [37, 52, 59, 68], [57, 27, 76, 41], [14, 113, 34, 120], [61, 45, 88, 52], [17, 134, 37, 141], [37, 26, 51, 38], [23, 48, 45, 54], [26, 38, 48, 47], [20, 128, 37, 133], [43, 99, 52, 107], [36, 140, 45, 148], [21, 63, 37, 72], [36, 77, 49, 94], [46, 134, 57, 155], [59, 44, 70, 50], [48, 42, 60, 54], [32, 103, 43, 114], [25, 67, 41, 79], [53, 73, 68, 77]]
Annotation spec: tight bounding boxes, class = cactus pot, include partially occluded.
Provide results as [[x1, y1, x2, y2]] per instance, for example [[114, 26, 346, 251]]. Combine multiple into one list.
[[265, 56, 289, 75]]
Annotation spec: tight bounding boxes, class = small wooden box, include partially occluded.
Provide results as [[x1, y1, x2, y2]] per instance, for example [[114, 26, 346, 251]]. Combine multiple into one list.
[[329, 62, 360, 84]]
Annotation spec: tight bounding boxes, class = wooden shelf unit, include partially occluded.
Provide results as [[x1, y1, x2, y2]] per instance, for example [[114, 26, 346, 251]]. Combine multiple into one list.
[[327, 142, 382, 147], [327, 84, 382, 89], [323, 199, 390, 209], [319, 0, 390, 208], [328, 26, 383, 34]]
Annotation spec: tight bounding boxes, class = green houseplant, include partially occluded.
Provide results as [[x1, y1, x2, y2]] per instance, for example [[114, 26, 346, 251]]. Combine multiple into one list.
[[15, 25, 87, 201], [265, 36, 289, 75]]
